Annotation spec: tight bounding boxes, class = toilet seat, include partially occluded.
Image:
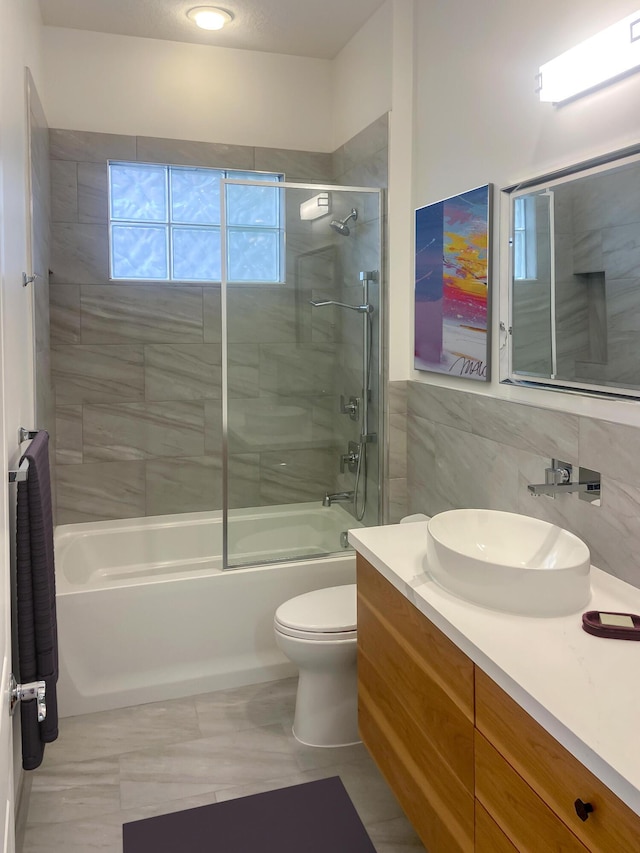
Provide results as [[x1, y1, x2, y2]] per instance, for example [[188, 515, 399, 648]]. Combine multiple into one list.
[[274, 584, 357, 641], [274, 622, 357, 641]]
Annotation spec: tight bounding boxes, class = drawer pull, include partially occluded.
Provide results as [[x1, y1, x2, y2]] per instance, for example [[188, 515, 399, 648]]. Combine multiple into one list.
[[574, 799, 594, 821]]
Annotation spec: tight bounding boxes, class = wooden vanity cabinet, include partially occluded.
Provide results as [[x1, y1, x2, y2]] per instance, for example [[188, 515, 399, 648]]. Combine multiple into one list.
[[356, 554, 640, 853], [357, 555, 475, 852], [476, 669, 640, 853]]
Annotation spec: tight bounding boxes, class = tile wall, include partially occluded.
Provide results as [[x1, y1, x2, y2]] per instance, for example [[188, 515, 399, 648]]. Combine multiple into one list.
[[405, 380, 640, 588], [49, 118, 388, 525], [332, 115, 388, 529]]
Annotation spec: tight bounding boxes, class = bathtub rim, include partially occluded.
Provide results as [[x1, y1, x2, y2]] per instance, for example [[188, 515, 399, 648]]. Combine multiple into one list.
[[54, 503, 361, 594]]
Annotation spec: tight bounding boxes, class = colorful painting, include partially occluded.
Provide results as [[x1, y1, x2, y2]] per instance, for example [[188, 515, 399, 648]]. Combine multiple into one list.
[[414, 184, 491, 380]]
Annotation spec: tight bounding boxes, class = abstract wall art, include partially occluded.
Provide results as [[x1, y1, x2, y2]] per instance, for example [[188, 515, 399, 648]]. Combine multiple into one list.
[[414, 184, 491, 381]]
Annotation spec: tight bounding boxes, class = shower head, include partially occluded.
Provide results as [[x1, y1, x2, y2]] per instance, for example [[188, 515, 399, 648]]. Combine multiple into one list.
[[330, 208, 358, 236]]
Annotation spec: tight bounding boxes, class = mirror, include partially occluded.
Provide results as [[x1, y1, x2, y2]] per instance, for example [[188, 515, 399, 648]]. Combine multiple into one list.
[[505, 147, 640, 398]]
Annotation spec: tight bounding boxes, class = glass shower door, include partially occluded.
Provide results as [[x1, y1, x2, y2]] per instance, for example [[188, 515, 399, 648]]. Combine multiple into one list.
[[221, 180, 383, 569]]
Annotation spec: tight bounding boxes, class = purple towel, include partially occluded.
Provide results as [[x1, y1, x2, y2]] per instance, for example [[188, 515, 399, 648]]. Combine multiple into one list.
[[16, 431, 58, 770]]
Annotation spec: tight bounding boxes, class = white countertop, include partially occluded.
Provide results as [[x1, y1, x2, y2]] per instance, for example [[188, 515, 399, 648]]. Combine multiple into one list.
[[349, 521, 640, 816]]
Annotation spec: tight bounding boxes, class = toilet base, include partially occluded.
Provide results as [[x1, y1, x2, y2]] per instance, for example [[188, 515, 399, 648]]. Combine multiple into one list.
[[291, 662, 360, 748]]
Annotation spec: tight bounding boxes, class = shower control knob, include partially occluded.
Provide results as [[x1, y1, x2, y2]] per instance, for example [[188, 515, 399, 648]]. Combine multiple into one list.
[[340, 441, 360, 473], [340, 395, 360, 421]]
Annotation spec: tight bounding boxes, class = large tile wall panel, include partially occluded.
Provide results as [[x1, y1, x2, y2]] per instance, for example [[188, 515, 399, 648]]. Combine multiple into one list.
[[226, 288, 311, 345], [50, 161, 77, 222], [260, 447, 341, 505], [49, 125, 388, 524], [145, 456, 222, 516], [80, 286, 203, 344], [55, 406, 82, 466], [254, 148, 332, 182], [51, 223, 109, 284], [52, 345, 145, 404], [407, 381, 640, 588], [50, 129, 136, 163], [143, 344, 222, 401], [83, 401, 205, 461], [136, 137, 254, 169], [386, 380, 408, 523], [77, 162, 108, 223], [50, 285, 81, 344], [56, 461, 146, 524]]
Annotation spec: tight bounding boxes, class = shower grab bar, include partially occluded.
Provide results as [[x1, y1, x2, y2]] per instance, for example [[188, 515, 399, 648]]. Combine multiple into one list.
[[309, 299, 373, 313]]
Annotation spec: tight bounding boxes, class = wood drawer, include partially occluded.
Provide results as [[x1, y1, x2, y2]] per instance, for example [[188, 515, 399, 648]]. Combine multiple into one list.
[[358, 592, 474, 791], [475, 801, 518, 853], [360, 679, 474, 853], [476, 668, 640, 853], [357, 555, 474, 721], [476, 731, 590, 853]]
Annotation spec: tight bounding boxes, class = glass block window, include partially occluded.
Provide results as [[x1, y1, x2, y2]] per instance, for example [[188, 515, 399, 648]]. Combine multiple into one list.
[[108, 162, 283, 282], [513, 195, 538, 281]]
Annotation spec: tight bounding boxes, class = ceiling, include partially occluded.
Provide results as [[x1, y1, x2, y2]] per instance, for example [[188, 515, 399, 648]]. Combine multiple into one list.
[[38, 0, 387, 59]]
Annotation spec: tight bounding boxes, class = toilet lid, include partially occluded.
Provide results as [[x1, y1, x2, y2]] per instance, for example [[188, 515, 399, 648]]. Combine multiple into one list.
[[274, 584, 357, 633]]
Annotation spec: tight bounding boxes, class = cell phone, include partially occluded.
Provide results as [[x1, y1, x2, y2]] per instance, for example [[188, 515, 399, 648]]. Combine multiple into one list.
[[582, 611, 640, 640]]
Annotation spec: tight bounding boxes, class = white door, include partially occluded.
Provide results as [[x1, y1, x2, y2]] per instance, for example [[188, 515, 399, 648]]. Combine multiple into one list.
[[0, 0, 17, 845], [0, 118, 16, 853]]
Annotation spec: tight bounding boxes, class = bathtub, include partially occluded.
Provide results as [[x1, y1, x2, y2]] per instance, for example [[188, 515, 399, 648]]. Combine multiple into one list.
[[55, 503, 360, 717]]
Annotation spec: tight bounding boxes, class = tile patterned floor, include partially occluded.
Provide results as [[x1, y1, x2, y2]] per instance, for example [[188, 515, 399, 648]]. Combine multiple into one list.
[[20, 678, 426, 852]]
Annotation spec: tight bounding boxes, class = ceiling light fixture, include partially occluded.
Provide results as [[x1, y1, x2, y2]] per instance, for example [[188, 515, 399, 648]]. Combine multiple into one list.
[[187, 6, 233, 31], [537, 8, 640, 104]]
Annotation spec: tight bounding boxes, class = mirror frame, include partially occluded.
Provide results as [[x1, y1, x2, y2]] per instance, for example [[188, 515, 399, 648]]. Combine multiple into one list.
[[500, 142, 640, 400]]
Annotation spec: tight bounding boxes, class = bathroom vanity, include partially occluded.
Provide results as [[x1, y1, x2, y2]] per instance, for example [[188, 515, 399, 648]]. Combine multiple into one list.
[[349, 522, 640, 853]]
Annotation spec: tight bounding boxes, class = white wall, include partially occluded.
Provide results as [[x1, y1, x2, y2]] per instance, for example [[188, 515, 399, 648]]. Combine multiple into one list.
[[0, 0, 45, 826], [408, 0, 640, 426], [42, 27, 334, 151], [332, 0, 415, 383], [331, 1, 393, 150]]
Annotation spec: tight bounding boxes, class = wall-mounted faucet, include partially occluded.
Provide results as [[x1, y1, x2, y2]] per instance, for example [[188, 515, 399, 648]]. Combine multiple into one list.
[[527, 461, 600, 501], [322, 491, 354, 507]]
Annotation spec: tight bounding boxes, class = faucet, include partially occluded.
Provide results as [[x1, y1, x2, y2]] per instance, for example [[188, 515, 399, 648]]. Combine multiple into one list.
[[527, 461, 600, 499], [322, 491, 354, 507], [528, 481, 601, 497]]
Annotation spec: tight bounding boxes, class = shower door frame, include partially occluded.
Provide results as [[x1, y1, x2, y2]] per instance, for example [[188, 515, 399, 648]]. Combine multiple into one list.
[[220, 179, 385, 570]]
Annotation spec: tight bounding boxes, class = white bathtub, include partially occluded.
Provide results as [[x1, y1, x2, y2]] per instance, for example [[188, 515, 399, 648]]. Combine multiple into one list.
[[55, 503, 359, 717]]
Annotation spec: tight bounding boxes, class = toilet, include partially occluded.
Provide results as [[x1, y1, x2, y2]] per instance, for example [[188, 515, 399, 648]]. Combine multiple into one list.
[[274, 584, 359, 748]]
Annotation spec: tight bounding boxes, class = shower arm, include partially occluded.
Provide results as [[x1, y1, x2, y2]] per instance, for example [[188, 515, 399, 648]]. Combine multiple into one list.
[[308, 299, 373, 314]]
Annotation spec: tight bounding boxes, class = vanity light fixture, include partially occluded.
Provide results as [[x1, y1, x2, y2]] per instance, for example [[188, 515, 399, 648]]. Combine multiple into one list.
[[537, 8, 640, 103], [299, 192, 331, 221], [187, 6, 233, 30]]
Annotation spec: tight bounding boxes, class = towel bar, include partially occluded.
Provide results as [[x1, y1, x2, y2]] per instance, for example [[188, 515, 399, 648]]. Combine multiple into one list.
[[19, 427, 38, 443], [8, 458, 29, 484]]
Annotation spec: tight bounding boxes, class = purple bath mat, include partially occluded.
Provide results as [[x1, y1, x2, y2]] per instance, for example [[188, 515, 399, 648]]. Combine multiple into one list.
[[122, 776, 376, 853]]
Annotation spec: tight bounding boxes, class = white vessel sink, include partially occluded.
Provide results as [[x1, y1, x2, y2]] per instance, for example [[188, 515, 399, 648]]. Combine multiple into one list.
[[425, 509, 591, 616]]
